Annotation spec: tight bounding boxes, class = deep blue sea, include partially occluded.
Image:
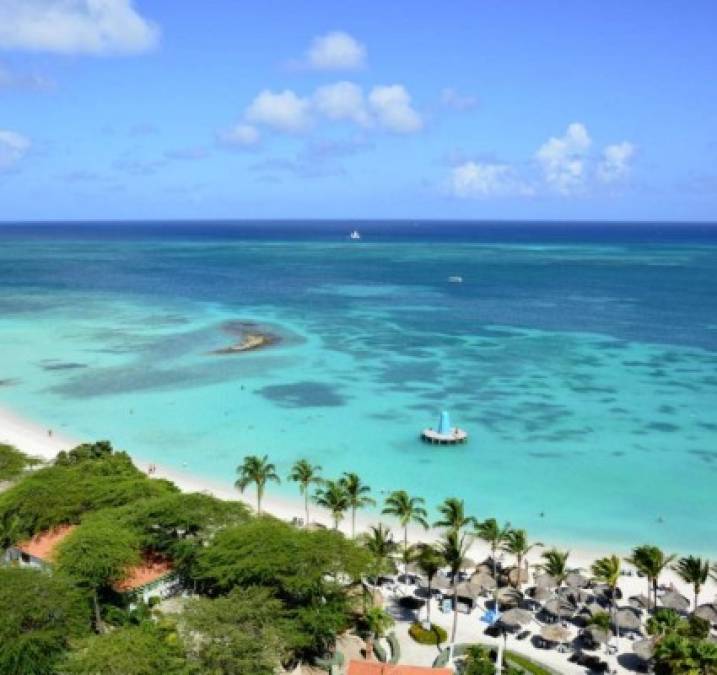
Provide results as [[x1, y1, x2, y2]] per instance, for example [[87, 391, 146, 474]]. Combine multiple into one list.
[[1, 221, 716, 554]]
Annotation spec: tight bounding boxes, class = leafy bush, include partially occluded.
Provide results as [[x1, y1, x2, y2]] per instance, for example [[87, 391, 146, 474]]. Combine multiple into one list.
[[408, 622, 447, 645], [0, 443, 39, 481], [505, 650, 554, 675]]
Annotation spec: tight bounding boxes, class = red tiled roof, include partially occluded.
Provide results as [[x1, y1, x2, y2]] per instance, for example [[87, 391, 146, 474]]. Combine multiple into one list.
[[347, 661, 452, 675], [113, 556, 174, 592], [16, 524, 76, 561]]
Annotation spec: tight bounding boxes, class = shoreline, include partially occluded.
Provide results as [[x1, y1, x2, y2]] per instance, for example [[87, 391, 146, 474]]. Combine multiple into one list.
[[1, 401, 714, 604]]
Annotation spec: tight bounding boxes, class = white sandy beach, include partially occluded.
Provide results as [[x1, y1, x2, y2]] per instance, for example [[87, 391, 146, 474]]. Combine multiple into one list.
[[1, 402, 715, 674]]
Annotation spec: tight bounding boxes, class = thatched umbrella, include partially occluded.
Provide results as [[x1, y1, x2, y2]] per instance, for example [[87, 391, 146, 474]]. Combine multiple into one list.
[[540, 624, 572, 644], [629, 594, 650, 611], [506, 566, 529, 587], [495, 587, 523, 608], [470, 571, 497, 591], [543, 597, 577, 618], [694, 603, 717, 625], [534, 573, 557, 588], [460, 557, 477, 571], [613, 607, 642, 632], [566, 572, 589, 588], [633, 637, 656, 662], [499, 608, 533, 629], [529, 586, 553, 602], [455, 581, 479, 600], [582, 624, 610, 646], [558, 586, 591, 603], [404, 562, 423, 577], [476, 562, 493, 576], [660, 590, 690, 613]]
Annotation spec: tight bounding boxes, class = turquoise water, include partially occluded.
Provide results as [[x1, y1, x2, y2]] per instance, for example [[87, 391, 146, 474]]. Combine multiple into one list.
[[1, 222, 716, 554]]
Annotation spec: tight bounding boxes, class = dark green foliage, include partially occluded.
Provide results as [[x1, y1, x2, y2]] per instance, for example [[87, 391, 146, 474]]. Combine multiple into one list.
[[182, 586, 287, 674], [112, 492, 249, 578], [55, 440, 115, 466], [408, 622, 447, 645], [0, 567, 91, 675], [0, 443, 39, 482], [463, 645, 496, 675], [193, 516, 371, 659], [60, 622, 188, 674], [653, 632, 717, 675], [0, 447, 178, 547]]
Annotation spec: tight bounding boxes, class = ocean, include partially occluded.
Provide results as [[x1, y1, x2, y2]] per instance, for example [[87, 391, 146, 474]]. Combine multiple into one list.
[[1, 221, 716, 554]]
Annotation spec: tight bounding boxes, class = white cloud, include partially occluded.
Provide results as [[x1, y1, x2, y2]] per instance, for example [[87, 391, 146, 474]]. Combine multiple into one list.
[[440, 87, 478, 111], [368, 85, 423, 134], [449, 161, 533, 198], [245, 89, 311, 133], [306, 31, 365, 70], [219, 123, 261, 148], [0, 0, 159, 55], [597, 141, 635, 183], [535, 122, 592, 194], [0, 130, 31, 170], [312, 81, 370, 127]]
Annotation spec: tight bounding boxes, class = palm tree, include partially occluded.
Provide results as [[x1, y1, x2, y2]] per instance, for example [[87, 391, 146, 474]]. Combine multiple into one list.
[[234, 454, 280, 514], [362, 524, 398, 577], [538, 548, 570, 587], [382, 490, 429, 571], [433, 497, 477, 534], [591, 555, 622, 639], [626, 545, 676, 611], [674, 555, 710, 610], [438, 529, 471, 658], [313, 479, 350, 529], [414, 543, 445, 628], [340, 472, 376, 538], [363, 606, 394, 662], [501, 529, 542, 589], [475, 518, 511, 580], [288, 459, 322, 527], [646, 608, 682, 638]]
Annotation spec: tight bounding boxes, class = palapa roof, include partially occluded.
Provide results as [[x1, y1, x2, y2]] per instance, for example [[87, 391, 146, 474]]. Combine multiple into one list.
[[659, 590, 690, 612], [565, 572, 589, 588], [495, 586, 523, 607], [633, 638, 656, 661], [613, 607, 642, 631], [16, 524, 76, 562], [543, 597, 577, 617], [347, 662, 451, 675], [534, 572, 557, 588], [582, 624, 610, 644], [695, 603, 717, 624], [499, 607, 533, 627], [470, 571, 497, 590], [629, 594, 650, 610], [540, 624, 572, 643]]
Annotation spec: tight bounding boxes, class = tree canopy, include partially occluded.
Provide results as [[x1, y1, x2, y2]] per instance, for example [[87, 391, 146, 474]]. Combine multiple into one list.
[[0, 566, 91, 675], [0, 443, 40, 482]]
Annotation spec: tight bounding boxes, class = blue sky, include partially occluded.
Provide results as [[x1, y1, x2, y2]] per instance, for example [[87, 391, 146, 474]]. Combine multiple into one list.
[[0, 0, 715, 221]]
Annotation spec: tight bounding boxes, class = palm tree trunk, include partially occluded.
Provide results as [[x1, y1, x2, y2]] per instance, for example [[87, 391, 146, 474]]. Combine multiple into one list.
[[305, 489, 309, 527], [451, 581, 459, 649], [427, 577, 433, 626], [404, 526, 409, 575], [515, 554, 523, 589], [652, 578, 658, 613], [352, 507, 356, 539], [365, 634, 373, 661], [92, 589, 103, 633], [257, 482, 263, 514]]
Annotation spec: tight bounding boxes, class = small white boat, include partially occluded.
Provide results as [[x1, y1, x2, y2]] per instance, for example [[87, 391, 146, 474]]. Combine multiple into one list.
[[349, 230, 361, 240], [448, 276, 463, 283]]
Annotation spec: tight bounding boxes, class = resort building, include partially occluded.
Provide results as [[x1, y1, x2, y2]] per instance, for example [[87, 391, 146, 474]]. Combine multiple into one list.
[[2, 525, 179, 605]]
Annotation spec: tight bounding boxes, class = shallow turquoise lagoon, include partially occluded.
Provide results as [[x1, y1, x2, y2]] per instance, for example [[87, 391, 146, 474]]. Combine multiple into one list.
[[0, 223, 716, 554]]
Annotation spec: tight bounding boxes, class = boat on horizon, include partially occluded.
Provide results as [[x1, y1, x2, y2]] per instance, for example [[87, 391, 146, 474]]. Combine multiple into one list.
[[448, 275, 463, 283], [349, 230, 361, 240]]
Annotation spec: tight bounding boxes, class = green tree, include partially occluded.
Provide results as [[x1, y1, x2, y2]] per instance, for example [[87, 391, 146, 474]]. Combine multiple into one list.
[[414, 543, 445, 627], [60, 623, 187, 674], [0, 450, 177, 548], [627, 545, 676, 611], [235, 454, 280, 514], [439, 529, 471, 652], [313, 479, 350, 530], [0, 443, 40, 482], [381, 490, 429, 573], [475, 518, 511, 580], [463, 645, 497, 675], [433, 497, 477, 534], [182, 586, 287, 674], [0, 566, 91, 675], [55, 516, 141, 632], [362, 524, 398, 577], [288, 459, 322, 527], [340, 472, 375, 538], [674, 556, 710, 610], [652, 632, 717, 675], [55, 440, 115, 466], [501, 529, 541, 589], [591, 555, 622, 637], [362, 607, 394, 662], [647, 608, 683, 638], [538, 548, 570, 587]]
